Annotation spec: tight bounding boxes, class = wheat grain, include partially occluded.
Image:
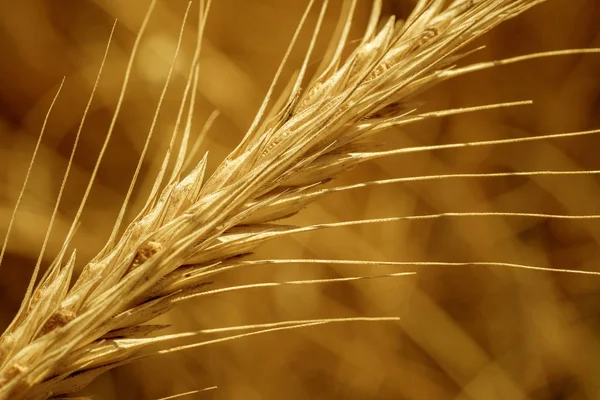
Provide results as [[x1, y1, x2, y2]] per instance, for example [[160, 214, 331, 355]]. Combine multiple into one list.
[[0, 0, 598, 398]]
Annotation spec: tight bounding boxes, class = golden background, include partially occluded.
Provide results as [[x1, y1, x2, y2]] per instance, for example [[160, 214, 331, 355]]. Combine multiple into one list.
[[1, 0, 600, 398]]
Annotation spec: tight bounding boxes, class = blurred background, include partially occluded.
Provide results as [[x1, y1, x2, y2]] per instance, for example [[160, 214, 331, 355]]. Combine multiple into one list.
[[1, 0, 600, 398]]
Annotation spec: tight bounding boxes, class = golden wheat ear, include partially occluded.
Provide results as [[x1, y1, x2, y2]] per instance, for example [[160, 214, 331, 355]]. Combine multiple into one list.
[[1, 0, 599, 398]]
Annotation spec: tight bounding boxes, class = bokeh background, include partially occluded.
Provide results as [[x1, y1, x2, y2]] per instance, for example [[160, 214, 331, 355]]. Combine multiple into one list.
[[1, 0, 600, 399]]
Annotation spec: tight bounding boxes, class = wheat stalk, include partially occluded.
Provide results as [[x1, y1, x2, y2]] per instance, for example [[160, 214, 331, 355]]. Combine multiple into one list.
[[0, 0, 598, 398]]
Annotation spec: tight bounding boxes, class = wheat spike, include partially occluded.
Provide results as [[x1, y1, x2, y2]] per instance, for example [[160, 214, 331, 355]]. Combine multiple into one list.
[[0, 0, 598, 398]]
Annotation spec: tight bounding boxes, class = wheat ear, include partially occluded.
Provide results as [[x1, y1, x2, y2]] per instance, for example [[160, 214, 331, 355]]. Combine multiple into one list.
[[1, 0, 599, 398]]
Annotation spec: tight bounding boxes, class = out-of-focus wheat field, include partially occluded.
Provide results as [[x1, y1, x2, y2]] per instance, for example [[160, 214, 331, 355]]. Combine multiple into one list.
[[1, 0, 600, 399]]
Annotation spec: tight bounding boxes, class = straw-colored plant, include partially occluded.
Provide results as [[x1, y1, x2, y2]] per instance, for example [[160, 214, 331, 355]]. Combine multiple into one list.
[[0, 0, 598, 398]]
